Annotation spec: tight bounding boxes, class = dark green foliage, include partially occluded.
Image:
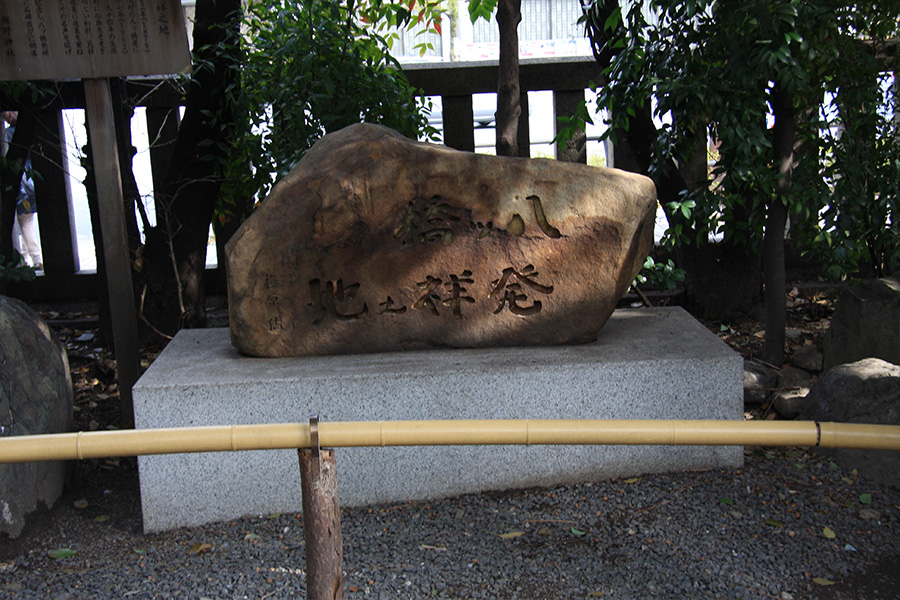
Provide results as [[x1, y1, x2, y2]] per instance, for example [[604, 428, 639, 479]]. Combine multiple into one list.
[[218, 0, 436, 211], [0, 252, 36, 283], [582, 0, 900, 280], [813, 56, 900, 279]]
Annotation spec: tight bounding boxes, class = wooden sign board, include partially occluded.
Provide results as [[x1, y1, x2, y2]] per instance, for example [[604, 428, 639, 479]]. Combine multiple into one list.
[[0, 0, 190, 81]]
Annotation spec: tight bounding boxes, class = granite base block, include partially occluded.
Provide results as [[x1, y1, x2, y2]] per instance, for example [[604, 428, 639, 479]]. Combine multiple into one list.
[[133, 307, 743, 533]]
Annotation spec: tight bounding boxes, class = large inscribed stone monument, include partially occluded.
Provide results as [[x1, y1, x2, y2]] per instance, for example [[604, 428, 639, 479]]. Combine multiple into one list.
[[226, 123, 657, 357]]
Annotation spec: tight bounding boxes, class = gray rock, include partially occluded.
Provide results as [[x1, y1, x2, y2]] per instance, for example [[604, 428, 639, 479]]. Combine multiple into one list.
[[744, 359, 777, 406], [791, 344, 823, 372], [777, 365, 814, 390], [772, 389, 810, 420], [859, 508, 881, 520], [799, 358, 900, 489], [0, 295, 73, 538], [823, 273, 900, 370], [785, 327, 803, 340]]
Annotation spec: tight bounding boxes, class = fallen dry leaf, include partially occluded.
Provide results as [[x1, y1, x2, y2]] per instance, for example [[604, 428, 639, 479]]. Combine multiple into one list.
[[188, 542, 212, 555]]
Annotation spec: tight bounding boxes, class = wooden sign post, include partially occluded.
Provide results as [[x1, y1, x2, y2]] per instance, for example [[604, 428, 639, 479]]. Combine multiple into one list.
[[0, 0, 191, 427]]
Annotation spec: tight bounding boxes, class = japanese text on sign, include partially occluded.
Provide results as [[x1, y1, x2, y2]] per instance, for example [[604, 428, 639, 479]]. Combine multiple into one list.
[[0, 0, 190, 81]]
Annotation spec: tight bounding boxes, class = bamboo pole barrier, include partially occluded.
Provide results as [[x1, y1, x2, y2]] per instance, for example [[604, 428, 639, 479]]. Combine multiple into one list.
[[2, 419, 900, 464]]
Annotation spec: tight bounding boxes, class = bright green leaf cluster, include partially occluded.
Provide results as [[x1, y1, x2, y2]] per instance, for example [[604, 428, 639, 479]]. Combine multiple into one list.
[[468, 0, 498, 23], [631, 256, 686, 292]]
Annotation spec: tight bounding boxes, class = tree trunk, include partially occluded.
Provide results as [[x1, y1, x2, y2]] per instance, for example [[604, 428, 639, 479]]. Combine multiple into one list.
[[618, 102, 764, 318], [140, 0, 241, 338], [837, 74, 881, 277], [495, 0, 521, 157], [761, 84, 794, 366], [109, 78, 144, 255], [448, 0, 460, 61], [673, 123, 762, 320], [583, 0, 762, 320], [80, 119, 115, 344]]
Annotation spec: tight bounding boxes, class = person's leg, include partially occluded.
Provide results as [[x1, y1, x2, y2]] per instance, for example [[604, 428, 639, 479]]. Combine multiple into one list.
[[11, 216, 23, 257], [16, 212, 42, 269]]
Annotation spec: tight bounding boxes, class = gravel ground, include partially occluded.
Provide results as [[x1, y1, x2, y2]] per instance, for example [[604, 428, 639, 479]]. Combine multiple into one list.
[[1, 446, 898, 600]]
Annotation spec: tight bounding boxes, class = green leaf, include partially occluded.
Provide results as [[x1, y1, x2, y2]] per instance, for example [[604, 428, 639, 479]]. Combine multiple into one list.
[[603, 7, 621, 32], [859, 493, 872, 505], [571, 527, 587, 537], [764, 518, 783, 528], [467, 0, 497, 23], [822, 526, 836, 539], [48, 548, 77, 559], [718, 497, 734, 506]]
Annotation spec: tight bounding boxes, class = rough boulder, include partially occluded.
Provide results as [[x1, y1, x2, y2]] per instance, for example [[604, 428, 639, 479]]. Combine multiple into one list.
[[0, 295, 73, 538], [799, 358, 900, 489], [226, 123, 657, 357], [823, 274, 900, 370]]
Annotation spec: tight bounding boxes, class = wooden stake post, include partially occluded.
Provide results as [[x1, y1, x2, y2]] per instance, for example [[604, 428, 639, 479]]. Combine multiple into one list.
[[0, 0, 191, 427], [83, 77, 141, 426], [299, 415, 345, 600]]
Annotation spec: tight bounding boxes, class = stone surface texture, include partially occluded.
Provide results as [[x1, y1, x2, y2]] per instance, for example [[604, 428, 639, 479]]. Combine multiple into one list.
[[800, 358, 900, 488], [823, 274, 900, 370], [0, 295, 73, 538], [226, 123, 657, 357], [777, 365, 815, 391], [744, 359, 777, 406], [791, 344, 823, 373], [772, 389, 808, 420], [133, 307, 743, 533]]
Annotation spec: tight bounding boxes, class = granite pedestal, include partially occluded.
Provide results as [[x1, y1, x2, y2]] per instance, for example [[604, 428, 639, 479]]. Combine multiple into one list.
[[133, 307, 743, 533]]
